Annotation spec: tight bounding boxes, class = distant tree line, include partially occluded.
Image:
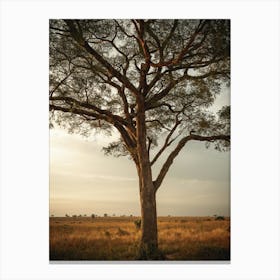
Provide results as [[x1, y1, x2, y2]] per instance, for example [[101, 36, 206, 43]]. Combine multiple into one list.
[[62, 213, 137, 218]]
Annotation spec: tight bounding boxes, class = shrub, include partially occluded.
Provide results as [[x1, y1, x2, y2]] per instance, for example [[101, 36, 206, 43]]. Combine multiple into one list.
[[134, 219, 141, 230], [215, 216, 225, 221]]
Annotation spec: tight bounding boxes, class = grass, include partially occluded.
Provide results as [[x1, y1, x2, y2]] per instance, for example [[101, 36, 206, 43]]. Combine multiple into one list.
[[49, 216, 230, 261]]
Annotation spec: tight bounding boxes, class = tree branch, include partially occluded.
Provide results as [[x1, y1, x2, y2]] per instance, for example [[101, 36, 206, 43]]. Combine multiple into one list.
[[185, 70, 230, 80], [162, 20, 178, 50], [149, 21, 210, 68], [49, 103, 137, 158], [64, 20, 139, 96], [50, 96, 129, 126], [49, 71, 73, 97], [154, 133, 230, 191], [145, 80, 176, 107], [151, 119, 181, 166]]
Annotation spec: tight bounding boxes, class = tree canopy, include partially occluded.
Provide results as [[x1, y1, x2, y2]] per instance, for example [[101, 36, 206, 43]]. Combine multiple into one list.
[[49, 19, 230, 190]]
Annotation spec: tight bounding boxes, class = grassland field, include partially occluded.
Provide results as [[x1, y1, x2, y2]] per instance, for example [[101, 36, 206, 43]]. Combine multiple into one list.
[[50, 216, 230, 261]]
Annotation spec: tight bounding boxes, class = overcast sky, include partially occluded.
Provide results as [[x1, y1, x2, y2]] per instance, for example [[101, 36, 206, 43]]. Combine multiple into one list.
[[50, 89, 230, 217]]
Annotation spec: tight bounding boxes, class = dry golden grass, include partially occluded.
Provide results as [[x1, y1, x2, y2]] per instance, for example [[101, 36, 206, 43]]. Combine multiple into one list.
[[49, 216, 230, 261]]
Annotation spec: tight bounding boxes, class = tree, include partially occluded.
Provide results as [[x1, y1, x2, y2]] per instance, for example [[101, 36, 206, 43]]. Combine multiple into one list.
[[49, 19, 230, 259]]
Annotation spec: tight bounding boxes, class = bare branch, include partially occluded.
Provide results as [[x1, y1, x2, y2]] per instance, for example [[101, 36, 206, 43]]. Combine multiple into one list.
[[151, 119, 181, 166], [154, 133, 230, 191], [114, 20, 138, 40]]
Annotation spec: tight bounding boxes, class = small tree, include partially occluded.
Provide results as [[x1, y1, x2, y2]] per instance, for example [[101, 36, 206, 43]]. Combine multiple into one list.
[[91, 214, 96, 219], [50, 19, 230, 259]]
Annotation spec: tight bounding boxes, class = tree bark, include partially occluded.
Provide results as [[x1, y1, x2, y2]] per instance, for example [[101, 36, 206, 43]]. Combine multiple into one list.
[[135, 94, 163, 260], [136, 163, 160, 259]]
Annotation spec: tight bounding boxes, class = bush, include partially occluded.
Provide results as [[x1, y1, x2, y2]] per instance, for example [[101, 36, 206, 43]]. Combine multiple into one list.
[[215, 216, 225, 221], [134, 219, 141, 230]]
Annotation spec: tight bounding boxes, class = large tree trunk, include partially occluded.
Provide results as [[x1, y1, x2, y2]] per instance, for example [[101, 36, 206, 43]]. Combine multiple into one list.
[[136, 163, 161, 260], [135, 94, 164, 260], [133, 94, 162, 260]]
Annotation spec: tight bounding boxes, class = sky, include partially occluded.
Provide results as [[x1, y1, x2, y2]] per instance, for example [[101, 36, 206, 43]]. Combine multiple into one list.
[[50, 89, 230, 217]]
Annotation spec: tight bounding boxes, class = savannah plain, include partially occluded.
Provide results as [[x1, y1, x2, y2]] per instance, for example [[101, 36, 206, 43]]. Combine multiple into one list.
[[50, 216, 230, 261]]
